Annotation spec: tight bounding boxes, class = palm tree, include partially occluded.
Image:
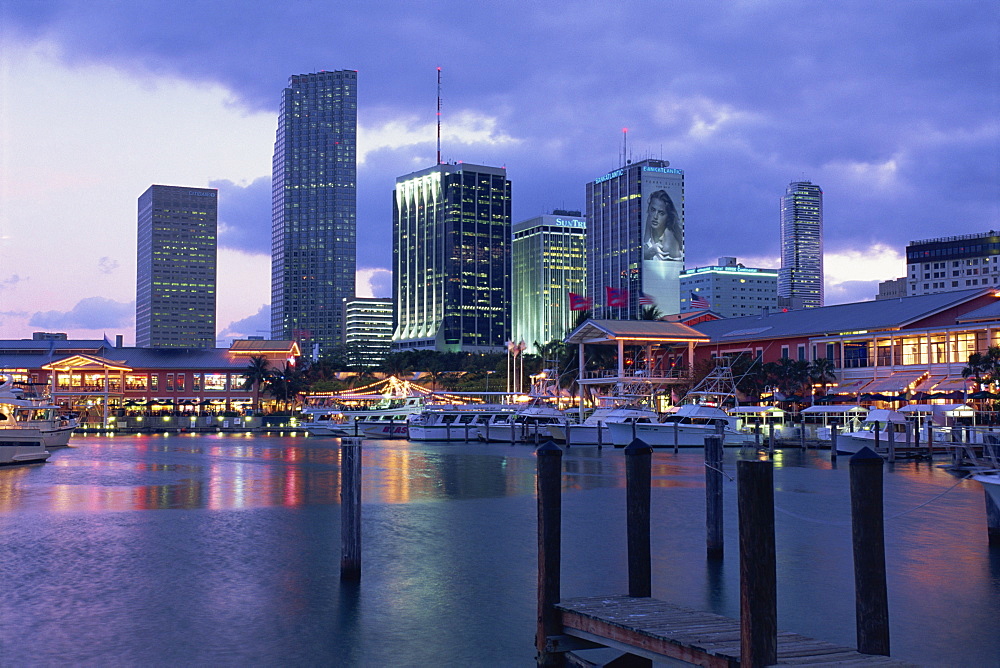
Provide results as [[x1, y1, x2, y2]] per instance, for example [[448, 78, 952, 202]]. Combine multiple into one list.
[[809, 357, 837, 400], [639, 305, 663, 320], [963, 346, 1000, 391], [263, 360, 308, 411], [241, 355, 270, 414]]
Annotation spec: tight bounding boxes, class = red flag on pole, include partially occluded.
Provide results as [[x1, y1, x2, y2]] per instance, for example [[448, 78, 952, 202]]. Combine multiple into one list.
[[606, 287, 629, 307], [568, 292, 593, 310]]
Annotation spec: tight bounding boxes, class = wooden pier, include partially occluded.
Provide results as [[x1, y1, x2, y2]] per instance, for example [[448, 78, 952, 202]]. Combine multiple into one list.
[[550, 595, 913, 666]]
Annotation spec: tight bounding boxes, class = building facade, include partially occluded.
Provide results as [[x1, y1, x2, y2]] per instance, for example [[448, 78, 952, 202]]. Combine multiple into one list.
[[586, 159, 684, 318], [778, 181, 824, 308], [906, 231, 1000, 296], [392, 163, 511, 353], [512, 211, 587, 354], [680, 257, 778, 317], [344, 297, 394, 368], [876, 277, 907, 300], [271, 70, 358, 355], [136, 184, 218, 348]]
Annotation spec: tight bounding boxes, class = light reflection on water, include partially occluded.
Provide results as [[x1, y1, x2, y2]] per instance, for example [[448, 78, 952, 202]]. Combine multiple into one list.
[[0, 435, 997, 666]]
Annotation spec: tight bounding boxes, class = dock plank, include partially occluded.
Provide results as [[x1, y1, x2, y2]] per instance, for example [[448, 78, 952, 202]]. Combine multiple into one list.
[[555, 595, 915, 667]]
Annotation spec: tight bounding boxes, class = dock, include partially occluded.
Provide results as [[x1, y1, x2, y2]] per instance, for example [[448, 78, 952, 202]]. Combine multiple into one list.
[[551, 595, 913, 666]]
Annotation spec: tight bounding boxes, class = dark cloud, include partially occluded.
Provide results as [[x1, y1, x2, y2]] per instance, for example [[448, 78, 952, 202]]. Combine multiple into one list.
[[29, 297, 133, 330], [218, 304, 270, 346], [5, 1, 998, 301], [211, 177, 271, 254]]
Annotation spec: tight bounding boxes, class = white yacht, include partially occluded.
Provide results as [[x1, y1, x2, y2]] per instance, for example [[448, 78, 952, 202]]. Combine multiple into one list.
[[833, 408, 910, 454], [406, 404, 519, 442], [0, 381, 50, 465], [300, 395, 425, 439], [971, 471, 1000, 508], [607, 404, 749, 448], [548, 405, 657, 445], [477, 403, 567, 443], [0, 377, 75, 449], [801, 405, 868, 443]]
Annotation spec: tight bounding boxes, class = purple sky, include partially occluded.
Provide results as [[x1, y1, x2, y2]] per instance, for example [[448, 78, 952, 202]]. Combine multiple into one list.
[[1, 1, 997, 344]]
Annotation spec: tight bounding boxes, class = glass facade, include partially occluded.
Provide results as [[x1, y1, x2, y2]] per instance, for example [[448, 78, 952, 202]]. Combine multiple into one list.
[[512, 213, 586, 354], [586, 159, 684, 318], [392, 163, 511, 353], [344, 297, 394, 368], [778, 181, 824, 308], [271, 70, 357, 355], [136, 185, 217, 348]]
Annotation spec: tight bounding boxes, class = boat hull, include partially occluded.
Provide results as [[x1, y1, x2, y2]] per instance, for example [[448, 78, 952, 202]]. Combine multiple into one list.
[[0, 431, 50, 465], [361, 423, 409, 439], [607, 422, 751, 448], [547, 424, 608, 445], [972, 473, 1000, 508]]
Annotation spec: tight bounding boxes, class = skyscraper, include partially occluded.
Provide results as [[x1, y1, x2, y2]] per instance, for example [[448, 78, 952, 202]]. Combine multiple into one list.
[[512, 211, 586, 354], [271, 70, 357, 355], [778, 181, 824, 308], [343, 297, 394, 368], [586, 159, 684, 317], [392, 163, 511, 353], [135, 184, 217, 348]]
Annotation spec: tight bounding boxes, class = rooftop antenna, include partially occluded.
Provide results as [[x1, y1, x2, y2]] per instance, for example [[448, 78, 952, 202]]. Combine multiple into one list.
[[622, 127, 629, 166], [436, 67, 442, 165]]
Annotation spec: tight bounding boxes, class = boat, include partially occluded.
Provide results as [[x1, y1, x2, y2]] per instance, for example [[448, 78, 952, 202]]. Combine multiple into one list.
[[477, 403, 568, 443], [727, 405, 796, 441], [0, 376, 75, 449], [606, 403, 750, 448], [800, 405, 868, 442], [0, 381, 51, 465], [406, 404, 519, 442], [300, 378, 428, 439], [833, 408, 910, 454], [898, 403, 977, 443], [971, 471, 1000, 508], [548, 405, 658, 445]]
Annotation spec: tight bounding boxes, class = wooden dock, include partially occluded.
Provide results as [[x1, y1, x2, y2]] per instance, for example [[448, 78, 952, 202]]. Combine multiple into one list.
[[550, 595, 915, 666]]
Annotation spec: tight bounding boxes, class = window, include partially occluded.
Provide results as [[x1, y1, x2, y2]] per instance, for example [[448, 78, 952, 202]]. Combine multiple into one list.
[[797, 345, 806, 361], [150, 375, 159, 391], [204, 373, 227, 391], [781, 346, 789, 359], [166, 374, 174, 391], [193, 374, 201, 392]]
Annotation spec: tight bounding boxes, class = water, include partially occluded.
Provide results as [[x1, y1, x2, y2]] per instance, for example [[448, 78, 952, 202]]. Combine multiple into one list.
[[1, 434, 997, 666]]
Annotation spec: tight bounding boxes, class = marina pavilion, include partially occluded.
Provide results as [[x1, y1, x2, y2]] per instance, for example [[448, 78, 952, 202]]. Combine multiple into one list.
[[564, 319, 709, 411], [689, 287, 1000, 402]]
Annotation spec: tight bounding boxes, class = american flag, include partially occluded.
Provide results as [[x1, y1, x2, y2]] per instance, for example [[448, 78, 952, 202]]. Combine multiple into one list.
[[690, 292, 710, 309], [639, 293, 654, 306], [606, 287, 629, 307]]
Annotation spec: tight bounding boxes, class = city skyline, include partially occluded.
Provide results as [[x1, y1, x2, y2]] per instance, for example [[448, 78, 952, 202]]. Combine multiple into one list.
[[1, 2, 997, 344]]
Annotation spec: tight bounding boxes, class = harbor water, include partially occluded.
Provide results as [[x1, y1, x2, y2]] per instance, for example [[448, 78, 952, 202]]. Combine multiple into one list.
[[1, 434, 998, 666]]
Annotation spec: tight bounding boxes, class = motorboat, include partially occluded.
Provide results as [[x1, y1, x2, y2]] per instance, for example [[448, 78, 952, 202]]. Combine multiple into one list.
[[898, 403, 977, 443], [727, 406, 795, 441], [834, 408, 910, 454], [300, 395, 425, 439], [971, 471, 1000, 508], [607, 403, 749, 448], [0, 386, 50, 464], [548, 405, 658, 445], [477, 403, 567, 443], [0, 376, 75, 449], [406, 404, 519, 442], [800, 405, 868, 442]]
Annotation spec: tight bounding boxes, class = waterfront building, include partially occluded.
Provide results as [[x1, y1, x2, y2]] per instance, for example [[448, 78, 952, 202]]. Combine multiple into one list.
[[586, 159, 684, 318], [906, 231, 1000, 296], [680, 257, 778, 317], [778, 181, 824, 308], [343, 297, 394, 368], [270, 70, 358, 355], [512, 211, 587, 354], [876, 277, 907, 300], [392, 162, 511, 353], [136, 184, 218, 348]]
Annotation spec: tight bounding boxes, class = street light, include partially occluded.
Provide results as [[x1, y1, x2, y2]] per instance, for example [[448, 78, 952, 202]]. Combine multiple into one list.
[[486, 370, 495, 394]]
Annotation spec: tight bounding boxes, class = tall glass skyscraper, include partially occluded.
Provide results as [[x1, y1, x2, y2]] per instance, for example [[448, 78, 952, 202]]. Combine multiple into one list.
[[778, 181, 824, 308], [512, 211, 586, 353], [586, 159, 684, 317], [392, 163, 511, 353], [271, 70, 357, 354], [136, 184, 217, 348]]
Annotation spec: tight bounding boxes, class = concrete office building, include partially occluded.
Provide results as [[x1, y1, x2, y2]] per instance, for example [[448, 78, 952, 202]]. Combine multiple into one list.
[[271, 70, 358, 355], [344, 297, 394, 368], [392, 163, 511, 353], [136, 185, 217, 348], [586, 159, 684, 317], [512, 211, 587, 354], [680, 257, 778, 317], [906, 231, 1000, 296], [778, 181, 824, 308]]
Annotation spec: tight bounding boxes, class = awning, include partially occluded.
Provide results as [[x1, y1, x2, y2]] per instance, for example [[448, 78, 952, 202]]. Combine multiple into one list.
[[860, 371, 927, 394], [829, 379, 870, 394], [930, 377, 970, 392], [913, 376, 945, 393]]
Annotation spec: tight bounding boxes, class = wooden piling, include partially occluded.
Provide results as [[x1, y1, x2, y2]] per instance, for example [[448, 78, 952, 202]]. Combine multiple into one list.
[[927, 424, 934, 459], [850, 447, 890, 656], [755, 424, 761, 451], [705, 435, 724, 559], [673, 423, 679, 453], [340, 437, 363, 581], [985, 487, 1000, 546], [799, 416, 807, 449], [831, 425, 839, 461], [873, 421, 880, 452], [625, 439, 653, 598], [738, 458, 777, 667], [597, 421, 603, 448], [887, 422, 896, 463], [768, 422, 775, 453], [536, 441, 563, 667]]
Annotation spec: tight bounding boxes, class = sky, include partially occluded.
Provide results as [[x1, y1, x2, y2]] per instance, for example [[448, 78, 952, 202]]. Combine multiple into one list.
[[1, 0, 997, 345]]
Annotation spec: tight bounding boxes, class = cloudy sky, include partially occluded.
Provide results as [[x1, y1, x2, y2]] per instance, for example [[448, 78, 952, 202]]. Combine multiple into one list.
[[1, 1, 997, 345]]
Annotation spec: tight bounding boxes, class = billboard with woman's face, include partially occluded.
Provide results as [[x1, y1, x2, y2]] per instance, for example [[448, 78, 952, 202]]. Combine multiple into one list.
[[641, 166, 684, 314]]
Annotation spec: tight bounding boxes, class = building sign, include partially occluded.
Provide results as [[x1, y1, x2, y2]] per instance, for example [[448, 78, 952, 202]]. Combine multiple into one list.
[[640, 169, 684, 314]]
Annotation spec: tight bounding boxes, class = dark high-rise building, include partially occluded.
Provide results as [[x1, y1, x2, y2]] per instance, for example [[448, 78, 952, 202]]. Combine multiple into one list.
[[392, 163, 511, 353], [343, 297, 394, 368], [586, 159, 685, 317], [135, 184, 217, 348], [271, 70, 357, 355], [779, 181, 824, 308]]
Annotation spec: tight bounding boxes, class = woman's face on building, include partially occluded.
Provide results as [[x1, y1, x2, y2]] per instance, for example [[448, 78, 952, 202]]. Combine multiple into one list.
[[648, 197, 669, 232]]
